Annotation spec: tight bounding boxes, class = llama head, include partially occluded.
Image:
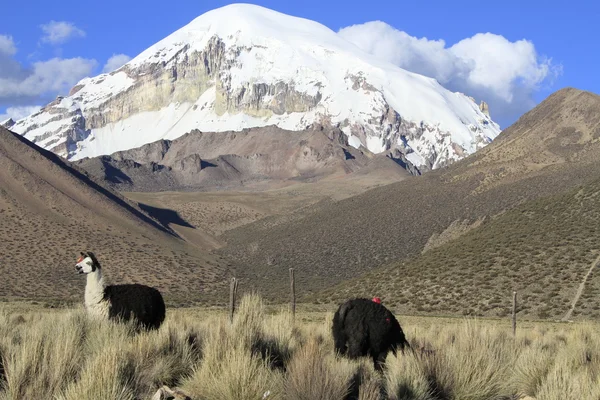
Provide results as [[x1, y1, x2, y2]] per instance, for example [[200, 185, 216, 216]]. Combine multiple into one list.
[[75, 251, 101, 274]]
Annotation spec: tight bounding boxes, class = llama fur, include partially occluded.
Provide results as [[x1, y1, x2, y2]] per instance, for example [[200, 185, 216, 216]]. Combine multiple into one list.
[[332, 298, 410, 371], [75, 251, 166, 330]]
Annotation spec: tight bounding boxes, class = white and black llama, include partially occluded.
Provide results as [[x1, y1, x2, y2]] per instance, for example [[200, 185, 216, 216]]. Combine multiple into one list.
[[75, 251, 166, 330]]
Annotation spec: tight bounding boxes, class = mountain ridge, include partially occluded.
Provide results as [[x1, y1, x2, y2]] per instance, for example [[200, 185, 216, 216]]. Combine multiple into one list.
[[74, 124, 410, 191]]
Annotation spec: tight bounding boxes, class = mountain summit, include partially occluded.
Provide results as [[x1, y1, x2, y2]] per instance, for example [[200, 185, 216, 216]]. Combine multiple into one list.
[[10, 4, 500, 172]]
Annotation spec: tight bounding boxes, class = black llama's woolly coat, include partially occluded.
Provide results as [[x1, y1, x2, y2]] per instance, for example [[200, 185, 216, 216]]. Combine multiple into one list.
[[332, 298, 409, 371], [104, 283, 165, 330]]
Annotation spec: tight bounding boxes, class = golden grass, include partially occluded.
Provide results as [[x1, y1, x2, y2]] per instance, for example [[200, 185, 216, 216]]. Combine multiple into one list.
[[0, 296, 599, 399]]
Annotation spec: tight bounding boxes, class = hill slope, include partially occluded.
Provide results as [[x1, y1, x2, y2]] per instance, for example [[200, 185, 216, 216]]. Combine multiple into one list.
[[318, 175, 600, 320], [75, 124, 409, 191], [0, 127, 227, 305], [10, 4, 498, 173], [216, 88, 600, 304]]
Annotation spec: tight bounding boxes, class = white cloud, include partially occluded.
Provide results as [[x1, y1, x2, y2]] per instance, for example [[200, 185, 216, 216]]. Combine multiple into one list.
[[0, 38, 96, 106], [0, 35, 16, 56], [338, 21, 561, 126], [0, 57, 97, 99], [40, 21, 86, 45], [102, 54, 131, 73], [0, 105, 42, 122], [450, 33, 554, 102]]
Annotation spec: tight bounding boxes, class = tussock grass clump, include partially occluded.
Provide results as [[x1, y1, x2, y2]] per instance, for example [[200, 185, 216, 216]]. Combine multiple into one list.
[[347, 363, 383, 400], [0, 307, 202, 400], [182, 294, 284, 399], [284, 337, 352, 400], [0, 311, 87, 399], [57, 346, 135, 400], [0, 297, 599, 399], [419, 321, 518, 400], [535, 324, 600, 400], [384, 349, 432, 400], [122, 322, 203, 396]]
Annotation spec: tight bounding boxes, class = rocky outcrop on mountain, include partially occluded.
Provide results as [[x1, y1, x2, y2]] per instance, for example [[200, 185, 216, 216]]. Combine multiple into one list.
[[1, 118, 15, 129], [479, 101, 490, 117]]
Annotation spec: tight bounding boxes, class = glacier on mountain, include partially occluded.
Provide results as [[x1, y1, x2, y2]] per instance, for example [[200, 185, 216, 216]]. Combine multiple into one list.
[[9, 3, 500, 172]]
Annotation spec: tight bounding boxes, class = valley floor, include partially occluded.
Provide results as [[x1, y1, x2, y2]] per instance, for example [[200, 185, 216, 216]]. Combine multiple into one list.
[[0, 295, 598, 400], [122, 166, 405, 251]]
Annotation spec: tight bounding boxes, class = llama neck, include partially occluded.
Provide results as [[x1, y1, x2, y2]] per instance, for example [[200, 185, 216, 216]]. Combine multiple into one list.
[[85, 269, 106, 306]]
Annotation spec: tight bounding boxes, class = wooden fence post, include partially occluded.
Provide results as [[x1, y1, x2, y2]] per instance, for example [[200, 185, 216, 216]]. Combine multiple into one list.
[[229, 277, 238, 323], [512, 291, 517, 336], [290, 268, 296, 321]]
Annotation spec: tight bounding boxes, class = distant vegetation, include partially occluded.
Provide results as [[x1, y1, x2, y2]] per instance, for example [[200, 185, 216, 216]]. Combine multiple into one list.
[[0, 294, 599, 399], [318, 177, 600, 320]]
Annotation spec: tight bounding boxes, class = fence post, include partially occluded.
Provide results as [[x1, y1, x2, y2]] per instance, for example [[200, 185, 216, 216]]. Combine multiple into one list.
[[290, 268, 296, 322], [229, 277, 238, 323], [512, 291, 517, 336]]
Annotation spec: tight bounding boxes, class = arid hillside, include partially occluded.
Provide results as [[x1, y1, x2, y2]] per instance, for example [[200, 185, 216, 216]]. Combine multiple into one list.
[[215, 88, 600, 306], [318, 175, 600, 320], [0, 126, 228, 306]]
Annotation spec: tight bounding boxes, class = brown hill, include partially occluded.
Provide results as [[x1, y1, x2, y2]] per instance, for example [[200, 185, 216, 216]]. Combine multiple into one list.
[[0, 127, 228, 306], [215, 88, 600, 303], [449, 87, 600, 189], [75, 124, 410, 192], [320, 173, 600, 320]]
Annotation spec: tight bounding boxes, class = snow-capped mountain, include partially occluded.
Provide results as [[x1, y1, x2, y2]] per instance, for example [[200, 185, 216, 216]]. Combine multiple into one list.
[[1, 118, 15, 129], [10, 3, 500, 171]]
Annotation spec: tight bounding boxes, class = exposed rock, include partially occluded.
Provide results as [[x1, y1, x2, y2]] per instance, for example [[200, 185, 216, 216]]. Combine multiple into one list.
[[76, 125, 408, 191], [1, 118, 15, 129], [69, 84, 85, 96], [480, 100, 490, 117], [422, 217, 487, 253], [347, 73, 377, 92], [44, 96, 64, 108], [386, 148, 421, 176], [152, 385, 192, 400]]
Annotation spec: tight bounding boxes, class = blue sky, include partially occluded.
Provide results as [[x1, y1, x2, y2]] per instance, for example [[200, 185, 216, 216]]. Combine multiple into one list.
[[1, 0, 598, 128]]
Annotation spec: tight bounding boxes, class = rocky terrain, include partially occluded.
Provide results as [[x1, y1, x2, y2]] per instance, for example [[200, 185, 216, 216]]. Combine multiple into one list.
[[75, 124, 409, 192]]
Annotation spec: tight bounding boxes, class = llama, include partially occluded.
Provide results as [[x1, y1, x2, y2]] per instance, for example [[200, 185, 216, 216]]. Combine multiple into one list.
[[332, 297, 410, 371], [75, 251, 166, 330]]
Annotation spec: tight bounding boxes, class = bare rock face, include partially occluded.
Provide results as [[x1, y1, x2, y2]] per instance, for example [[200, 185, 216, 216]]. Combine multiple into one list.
[[479, 101, 490, 117], [75, 124, 409, 191], [1, 118, 15, 129], [152, 386, 192, 400]]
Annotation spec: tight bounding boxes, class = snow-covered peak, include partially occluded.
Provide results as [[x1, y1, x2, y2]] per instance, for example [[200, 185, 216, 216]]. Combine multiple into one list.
[[124, 3, 498, 147], [11, 3, 500, 172], [1, 118, 15, 129], [128, 3, 351, 67]]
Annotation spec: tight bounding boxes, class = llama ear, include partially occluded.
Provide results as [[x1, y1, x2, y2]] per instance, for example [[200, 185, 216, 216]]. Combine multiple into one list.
[[86, 252, 99, 266]]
